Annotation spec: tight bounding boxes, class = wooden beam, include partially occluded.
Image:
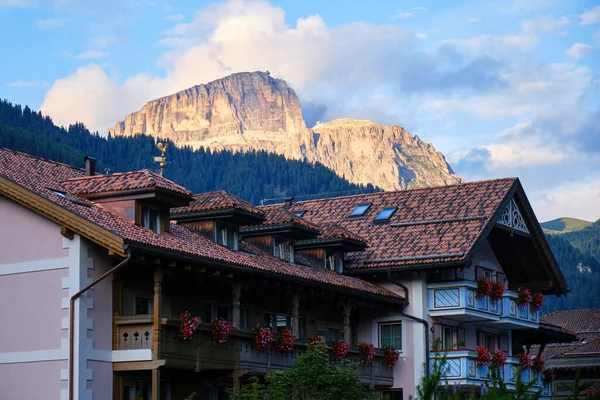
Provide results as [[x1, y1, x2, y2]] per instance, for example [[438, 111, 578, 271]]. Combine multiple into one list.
[[226, 273, 234, 279], [167, 261, 177, 267], [184, 265, 192, 271], [508, 281, 553, 292], [113, 360, 166, 371], [136, 255, 146, 262], [152, 258, 161, 265], [212, 270, 220, 276], [198, 267, 206, 273], [60, 226, 74, 240]]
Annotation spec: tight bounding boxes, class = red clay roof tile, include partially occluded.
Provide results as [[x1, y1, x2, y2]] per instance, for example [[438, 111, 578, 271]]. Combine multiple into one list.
[[171, 190, 264, 217]]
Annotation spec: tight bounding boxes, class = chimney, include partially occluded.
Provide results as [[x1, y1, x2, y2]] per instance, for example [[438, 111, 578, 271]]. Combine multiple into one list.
[[284, 197, 294, 209], [84, 156, 96, 176]]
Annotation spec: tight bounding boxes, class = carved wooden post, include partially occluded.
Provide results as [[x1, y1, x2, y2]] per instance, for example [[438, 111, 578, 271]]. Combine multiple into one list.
[[340, 300, 354, 344], [291, 292, 301, 338], [152, 268, 164, 400], [232, 281, 243, 329]]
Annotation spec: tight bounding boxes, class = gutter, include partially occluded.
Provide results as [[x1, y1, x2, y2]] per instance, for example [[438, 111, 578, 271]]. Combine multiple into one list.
[[69, 250, 132, 400], [387, 270, 430, 379]]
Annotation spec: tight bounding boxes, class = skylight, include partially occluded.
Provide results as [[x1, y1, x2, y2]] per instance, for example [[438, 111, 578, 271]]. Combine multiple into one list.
[[349, 203, 371, 217], [374, 207, 397, 222], [294, 210, 306, 217]]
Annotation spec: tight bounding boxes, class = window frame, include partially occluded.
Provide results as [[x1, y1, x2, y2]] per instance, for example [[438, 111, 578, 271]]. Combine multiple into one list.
[[348, 203, 372, 218], [141, 204, 161, 234], [273, 237, 294, 263], [215, 222, 238, 250], [325, 250, 344, 273], [378, 321, 403, 351], [374, 207, 398, 223], [134, 296, 154, 315]]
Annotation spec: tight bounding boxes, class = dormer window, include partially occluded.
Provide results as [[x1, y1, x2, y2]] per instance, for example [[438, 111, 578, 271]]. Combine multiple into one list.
[[274, 237, 294, 263], [141, 205, 161, 233], [294, 210, 306, 217], [326, 251, 344, 273], [349, 203, 371, 218], [374, 207, 397, 223], [215, 222, 238, 250]]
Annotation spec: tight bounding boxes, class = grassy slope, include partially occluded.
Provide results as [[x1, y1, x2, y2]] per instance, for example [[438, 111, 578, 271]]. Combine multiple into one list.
[[540, 217, 593, 234]]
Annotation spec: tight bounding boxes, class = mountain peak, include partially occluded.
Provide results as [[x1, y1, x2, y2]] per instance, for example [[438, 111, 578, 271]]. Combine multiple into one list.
[[110, 72, 462, 190]]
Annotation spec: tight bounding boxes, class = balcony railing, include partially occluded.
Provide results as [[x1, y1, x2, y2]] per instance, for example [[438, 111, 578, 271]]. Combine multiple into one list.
[[427, 281, 539, 327], [114, 316, 393, 387], [430, 351, 551, 396]]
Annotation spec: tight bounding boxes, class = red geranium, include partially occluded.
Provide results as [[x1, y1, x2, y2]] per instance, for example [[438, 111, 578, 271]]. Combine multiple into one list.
[[212, 318, 232, 344], [254, 327, 274, 351], [308, 336, 324, 348], [517, 287, 532, 307], [358, 342, 376, 365], [476, 345, 491, 366], [332, 339, 350, 360], [530, 292, 544, 312], [542, 370, 555, 383], [532, 357, 545, 373], [180, 311, 199, 340], [384, 346, 400, 368], [490, 281, 505, 302], [518, 351, 532, 369], [476, 277, 493, 299], [491, 349, 507, 368], [275, 328, 296, 353], [584, 387, 599, 397]]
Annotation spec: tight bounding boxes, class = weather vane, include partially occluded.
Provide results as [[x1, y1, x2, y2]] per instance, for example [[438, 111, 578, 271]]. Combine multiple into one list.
[[154, 142, 169, 176]]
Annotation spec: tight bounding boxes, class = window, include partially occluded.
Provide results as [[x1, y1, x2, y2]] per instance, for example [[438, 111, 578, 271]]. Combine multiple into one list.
[[478, 331, 499, 351], [135, 297, 153, 315], [374, 207, 397, 222], [326, 251, 344, 273], [380, 322, 402, 350], [298, 316, 307, 338], [433, 324, 465, 351], [349, 203, 371, 217], [383, 390, 403, 400], [476, 266, 498, 283], [202, 302, 232, 323], [274, 238, 294, 263], [294, 210, 306, 217], [265, 313, 291, 333], [215, 222, 238, 250], [141, 205, 160, 233]]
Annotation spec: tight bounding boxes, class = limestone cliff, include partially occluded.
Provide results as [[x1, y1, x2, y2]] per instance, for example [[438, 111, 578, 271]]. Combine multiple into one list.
[[110, 71, 462, 190]]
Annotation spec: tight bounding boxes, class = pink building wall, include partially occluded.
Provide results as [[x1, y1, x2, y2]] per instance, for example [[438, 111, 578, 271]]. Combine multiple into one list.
[[0, 360, 67, 399]]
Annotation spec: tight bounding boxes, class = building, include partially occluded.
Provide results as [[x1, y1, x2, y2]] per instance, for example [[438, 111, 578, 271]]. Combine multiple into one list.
[[537, 310, 600, 399], [0, 148, 572, 400]]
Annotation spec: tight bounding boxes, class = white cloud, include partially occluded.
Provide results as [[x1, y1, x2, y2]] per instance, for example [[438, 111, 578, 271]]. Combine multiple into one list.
[[566, 43, 592, 59], [36, 18, 66, 30], [415, 32, 428, 39], [5, 80, 48, 88], [522, 16, 569, 35], [581, 5, 600, 26], [392, 10, 414, 19], [532, 177, 600, 221], [75, 50, 110, 60]]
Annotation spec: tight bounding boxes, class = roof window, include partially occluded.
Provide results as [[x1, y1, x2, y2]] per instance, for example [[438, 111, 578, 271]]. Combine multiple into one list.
[[294, 210, 306, 217], [349, 203, 372, 217], [374, 207, 397, 222]]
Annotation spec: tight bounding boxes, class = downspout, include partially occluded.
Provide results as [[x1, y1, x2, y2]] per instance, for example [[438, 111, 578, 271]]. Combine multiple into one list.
[[69, 249, 132, 400], [387, 270, 430, 378]]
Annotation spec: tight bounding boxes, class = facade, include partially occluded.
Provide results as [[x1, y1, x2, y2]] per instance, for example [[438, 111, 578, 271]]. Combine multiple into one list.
[[537, 310, 600, 399], [0, 148, 571, 400]]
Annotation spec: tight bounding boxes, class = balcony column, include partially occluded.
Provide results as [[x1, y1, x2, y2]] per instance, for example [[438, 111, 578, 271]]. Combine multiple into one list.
[[232, 281, 243, 328], [291, 292, 301, 337], [340, 300, 354, 343], [152, 268, 164, 400]]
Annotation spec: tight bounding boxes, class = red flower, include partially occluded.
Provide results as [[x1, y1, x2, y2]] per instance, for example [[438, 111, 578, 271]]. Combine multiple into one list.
[[275, 328, 296, 353], [517, 352, 532, 369], [517, 287, 532, 307], [254, 327, 274, 351], [212, 318, 232, 344], [308, 336, 324, 348], [542, 370, 555, 383], [358, 342, 376, 365], [530, 292, 544, 312], [584, 387, 599, 397], [476, 277, 493, 299], [332, 339, 350, 360], [476, 345, 491, 366], [384, 346, 400, 368], [491, 349, 507, 368], [532, 357, 544, 373], [180, 311, 199, 340], [490, 281, 505, 302]]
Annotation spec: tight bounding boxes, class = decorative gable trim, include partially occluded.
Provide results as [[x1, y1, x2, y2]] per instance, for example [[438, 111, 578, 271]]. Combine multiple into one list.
[[496, 198, 529, 234]]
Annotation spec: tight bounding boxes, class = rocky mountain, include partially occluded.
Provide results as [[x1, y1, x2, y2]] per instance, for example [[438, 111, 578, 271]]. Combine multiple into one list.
[[110, 71, 462, 190]]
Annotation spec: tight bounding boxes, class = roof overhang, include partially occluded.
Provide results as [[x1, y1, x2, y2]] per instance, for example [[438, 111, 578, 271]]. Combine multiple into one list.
[[171, 207, 266, 225], [295, 237, 367, 252], [82, 187, 193, 207], [240, 223, 320, 240]]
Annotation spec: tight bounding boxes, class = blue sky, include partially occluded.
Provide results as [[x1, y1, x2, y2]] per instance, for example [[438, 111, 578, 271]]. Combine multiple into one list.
[[1, 0, 599, 221]]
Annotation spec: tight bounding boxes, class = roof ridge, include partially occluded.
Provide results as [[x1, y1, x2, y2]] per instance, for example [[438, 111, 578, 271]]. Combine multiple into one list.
[[287, 177, 518, 205], [0, 147, 85, 173]]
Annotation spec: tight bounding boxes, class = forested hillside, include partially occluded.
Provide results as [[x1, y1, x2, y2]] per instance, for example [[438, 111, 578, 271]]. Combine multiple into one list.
[[542, 232, 600, 313], [0, 99, 375, 204], [559, 220, 600, 262]]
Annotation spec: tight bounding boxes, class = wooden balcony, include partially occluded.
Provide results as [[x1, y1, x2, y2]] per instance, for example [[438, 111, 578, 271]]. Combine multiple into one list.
[[431, 351, 550, 396], [427, 281, 539, 328], [114, 316, 393, 387]]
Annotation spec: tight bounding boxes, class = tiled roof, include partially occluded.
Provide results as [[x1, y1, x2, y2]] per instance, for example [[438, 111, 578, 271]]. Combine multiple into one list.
[[542, 310, 600, 335], [63, 170, 191, 197], [0, 148, 399, 301], [171, 190, 264, 217], [282, 179, 516, 269], [243, 205, 320, 234], [318, 223, 367, 243]]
